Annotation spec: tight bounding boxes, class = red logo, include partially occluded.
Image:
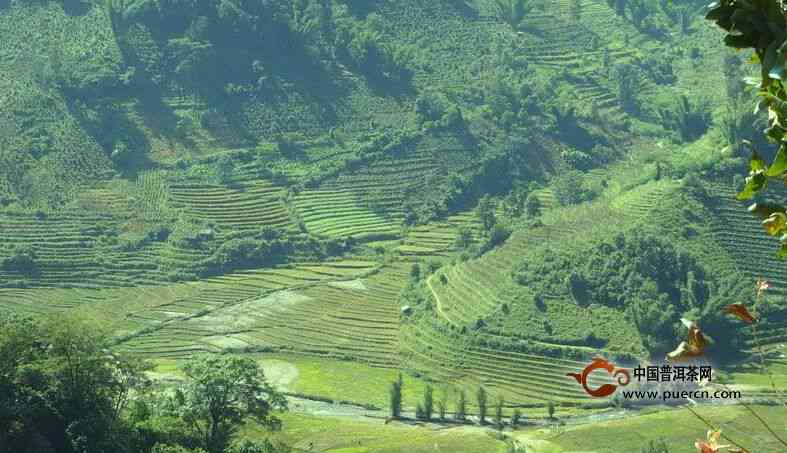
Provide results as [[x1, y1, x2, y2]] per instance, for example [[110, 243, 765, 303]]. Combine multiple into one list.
[[567, 357, 631, 397]]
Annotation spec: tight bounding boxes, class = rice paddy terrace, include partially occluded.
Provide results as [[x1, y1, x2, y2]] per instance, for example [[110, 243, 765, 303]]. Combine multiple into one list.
[[2, 0, 785, 431]]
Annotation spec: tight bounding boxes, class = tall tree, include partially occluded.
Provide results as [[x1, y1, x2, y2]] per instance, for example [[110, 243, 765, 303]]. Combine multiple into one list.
[[0, 313, 149, 453], [437, 387, 448, 420], [455, 390, 467, 421], [476, 386, 488, 425], [389, 373, 403, 419], [179, 356, 287, 453], [476, 195, 497, 231], [419, 385, 431, 421], [494, 396, 505, 431]]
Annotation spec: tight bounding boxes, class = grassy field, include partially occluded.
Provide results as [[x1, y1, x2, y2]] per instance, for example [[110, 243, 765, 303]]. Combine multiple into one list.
[[523, 405, 787, 453], [244, 413, 510, 453]]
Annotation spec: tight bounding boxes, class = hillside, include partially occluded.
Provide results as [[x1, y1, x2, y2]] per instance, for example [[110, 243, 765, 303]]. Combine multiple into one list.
[[1, 0, 786, 451]]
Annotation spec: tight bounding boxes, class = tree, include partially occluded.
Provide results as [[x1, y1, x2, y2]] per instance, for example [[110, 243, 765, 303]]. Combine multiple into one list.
[[476, 195, 497, 231], [179, 355, 287, 453], [423, 385, 434, 421], [706, 2, 787, 256], [511, 409, 522, 429], [494, 0, 534, 29], [214, 155, 235, 185], [547, 401, 555, 420], [1, 244, 39, 276], [454, 227, 473, 249], [525, 192, 541, 218], [720, 93, 762, 158], [390, 373, 403, 419], [438, 388, 448, 420], [455, 390, 467, 421], [476, 386, 488, 425], [0, 312, 149, 453], [494, 396, 505, 431], [410, 263, 421, 281], [612, 63, 641, 112], [657, 95, 710, 142]]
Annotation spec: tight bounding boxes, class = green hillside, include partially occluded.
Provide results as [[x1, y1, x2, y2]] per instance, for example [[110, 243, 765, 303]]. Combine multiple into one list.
[[1, 0, 786, 451]]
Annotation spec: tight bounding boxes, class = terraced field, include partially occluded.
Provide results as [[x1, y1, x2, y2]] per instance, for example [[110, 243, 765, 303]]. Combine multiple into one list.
[[708, 183, 787, 297], [294, 189, 403, 239], [397, 212, 481, 258], [0, 212, 167, 288], [400, 320, 610, 407], [168, 181, 292, 232], [114, 260, 403, 366], [609, 178, 681, 218], [431, 200, 633, 327]]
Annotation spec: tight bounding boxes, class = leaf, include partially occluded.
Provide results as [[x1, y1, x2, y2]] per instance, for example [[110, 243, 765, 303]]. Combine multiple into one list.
[[749, 149, 767, 172], [778, 241, 787, 259], [769, 64, 787, 80], [695, 428, 731, 452], [667, 319, 707, 362], [747, 202, 786, 219], [766, 146, 787, 176], [736, 171, 767, 200], [762, 212, 787, 236], [724, 304, 757, 323], [725, 33, 757, 49]]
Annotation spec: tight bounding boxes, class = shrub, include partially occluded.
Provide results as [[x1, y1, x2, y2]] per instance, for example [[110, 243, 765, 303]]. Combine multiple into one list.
[[1, 246, 39, 276]]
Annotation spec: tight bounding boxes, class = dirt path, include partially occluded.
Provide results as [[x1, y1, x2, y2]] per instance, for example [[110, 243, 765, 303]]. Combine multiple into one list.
[[426, 272, 458, 327]]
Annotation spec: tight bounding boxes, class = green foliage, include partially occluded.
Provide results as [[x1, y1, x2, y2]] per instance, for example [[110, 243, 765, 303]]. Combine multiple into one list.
[[658, 95, 710, 142], [454, 227, 473, 250], [720, 94, 763, 159], [613, 63, 642, 113], [640, 439, 670, 453], [334, 10, 413, 85], [514, 231, 745, 355], [389, 373, 403, 419], [494, 0, 534, 30], [707, 0, 787, 256], [214, 155, 235, 185], [1, 244, 39, 275], [547, 401, 555, 419], [552, 170, 598, 206], [177, 355, 288, 453], [437, 388, 448, 420], [229, 439, 291, 453], [455, 390, 466, 421], [423, 384, 434, 421], [476, 386, 487, 425], [0, 313, 149, 453], [476, 195, 497, 231], [511, 409, 522, 429], [525, 192, 541, 218], [493, 396, 504, 430]]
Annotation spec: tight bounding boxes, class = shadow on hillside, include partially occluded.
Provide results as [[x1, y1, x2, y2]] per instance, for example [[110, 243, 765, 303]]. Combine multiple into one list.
[[65, 94, 156, 179], [63, 0, 91, 16], [133, 92, 205, 150], [446, 0, 480, 19]]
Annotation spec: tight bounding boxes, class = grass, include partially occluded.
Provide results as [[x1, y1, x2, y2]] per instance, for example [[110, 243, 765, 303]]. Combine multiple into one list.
[[528, 404, 787, 453], [244, 413, 509, 453]]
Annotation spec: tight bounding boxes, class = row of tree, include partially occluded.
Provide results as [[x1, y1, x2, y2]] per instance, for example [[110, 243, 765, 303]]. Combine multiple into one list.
[[388, 374, 555, 430]]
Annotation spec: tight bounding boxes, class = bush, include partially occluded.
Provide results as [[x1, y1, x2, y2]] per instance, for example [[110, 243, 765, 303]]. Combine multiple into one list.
[[658, 95, 710, 142], [1, 246, 39, 276], [552, 170, 597, 206]]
